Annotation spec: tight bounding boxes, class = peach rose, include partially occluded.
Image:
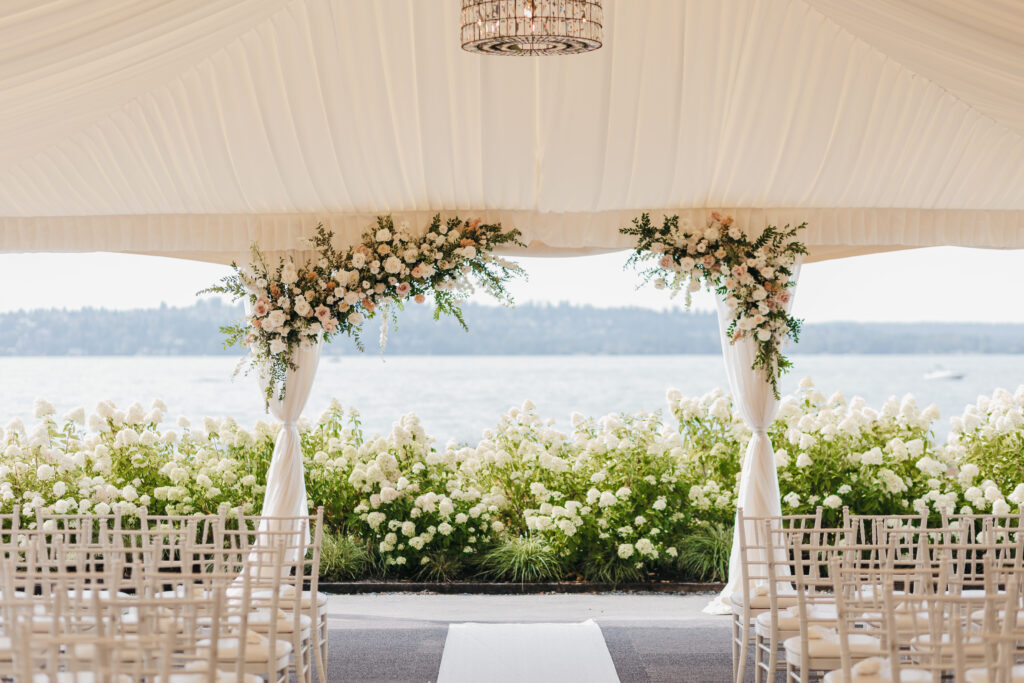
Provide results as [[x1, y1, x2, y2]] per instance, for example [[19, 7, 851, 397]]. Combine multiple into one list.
[[414, 294, 426, 304], [252, 296, 271, 317], [711, 211, 723, 222], [396, 283, 411, 297], [315, 305, 330, 321]]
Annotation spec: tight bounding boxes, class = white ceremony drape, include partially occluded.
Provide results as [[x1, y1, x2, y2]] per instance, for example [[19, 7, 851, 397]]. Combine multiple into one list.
[[703, 267, 801, 615], [257, 338, 322, 555]]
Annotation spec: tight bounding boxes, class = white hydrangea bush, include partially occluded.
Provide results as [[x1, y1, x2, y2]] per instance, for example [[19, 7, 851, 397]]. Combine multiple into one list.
[[476, 403, 693, 580], [945, 387, 1024, 515], [0, 398, 274, 527], [3, 382, 1022, 581]]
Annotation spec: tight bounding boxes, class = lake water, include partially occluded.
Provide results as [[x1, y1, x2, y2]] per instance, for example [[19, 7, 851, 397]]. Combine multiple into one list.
[[1, 355, 1022, 442]]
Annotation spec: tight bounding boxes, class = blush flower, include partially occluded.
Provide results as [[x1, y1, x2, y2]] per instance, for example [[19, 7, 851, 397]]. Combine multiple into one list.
[[252, 297, 271, 317], [396, 283, 411, 297]]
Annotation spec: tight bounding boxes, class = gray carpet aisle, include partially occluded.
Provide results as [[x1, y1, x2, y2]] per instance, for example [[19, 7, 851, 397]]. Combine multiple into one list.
[[325, 621, 737, 683]]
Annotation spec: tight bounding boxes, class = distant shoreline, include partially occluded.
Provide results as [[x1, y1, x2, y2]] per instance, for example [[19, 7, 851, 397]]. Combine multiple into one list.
[[3, 301, 1023, 356]]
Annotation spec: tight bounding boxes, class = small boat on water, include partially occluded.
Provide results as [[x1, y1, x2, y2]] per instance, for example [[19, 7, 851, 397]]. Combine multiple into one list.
[[923, 365, 964, 381]]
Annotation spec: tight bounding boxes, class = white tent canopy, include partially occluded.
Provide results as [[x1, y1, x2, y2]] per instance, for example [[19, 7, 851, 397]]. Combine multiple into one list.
[[1, 0, 1022, 263]]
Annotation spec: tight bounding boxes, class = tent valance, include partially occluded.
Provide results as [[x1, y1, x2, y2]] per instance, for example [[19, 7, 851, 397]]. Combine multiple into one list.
[[1, 208, 1022, 264], [1, 0, 1022, 262]]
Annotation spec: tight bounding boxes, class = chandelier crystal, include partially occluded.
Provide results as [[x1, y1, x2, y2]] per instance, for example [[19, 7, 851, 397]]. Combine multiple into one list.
[[461, 1, 603, 56]]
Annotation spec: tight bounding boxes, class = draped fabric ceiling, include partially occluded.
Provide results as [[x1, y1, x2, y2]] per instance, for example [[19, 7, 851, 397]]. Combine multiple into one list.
[[1, 0, 1022, 263]]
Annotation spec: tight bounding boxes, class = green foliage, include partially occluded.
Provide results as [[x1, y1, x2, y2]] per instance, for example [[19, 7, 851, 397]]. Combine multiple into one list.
[[621, 212, 806, 398], [416, 551, 465, 583], [677, 522, 732, 582], [6, 384, 1024, 583], [319, 531, 373, 581], [477, 537, 562, 583]]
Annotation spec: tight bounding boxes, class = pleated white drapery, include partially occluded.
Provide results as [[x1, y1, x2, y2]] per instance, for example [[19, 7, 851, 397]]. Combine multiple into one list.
[[702, 267, 800, 615], [258, 338, 322, 552], [2, 1, 1024, 263]]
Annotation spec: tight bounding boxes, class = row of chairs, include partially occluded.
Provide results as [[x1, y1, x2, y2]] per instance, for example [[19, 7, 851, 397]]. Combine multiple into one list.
[[0, 506, 328, 682], [732, 508, 1024, 683]]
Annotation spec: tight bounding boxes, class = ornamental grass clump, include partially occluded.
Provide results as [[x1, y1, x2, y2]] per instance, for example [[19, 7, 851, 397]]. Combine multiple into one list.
[[477, 537, 562, 583]]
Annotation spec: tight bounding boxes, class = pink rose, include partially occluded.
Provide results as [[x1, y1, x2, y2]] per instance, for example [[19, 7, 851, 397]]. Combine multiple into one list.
[[779, 293, 791, 304], [658, 255, 674, 269], [253, 297, 271, 317], [315, 305, 330, 321], [323, 318, 337, 333], [414, 294, 426, 304], [396, 283, 411, 297]]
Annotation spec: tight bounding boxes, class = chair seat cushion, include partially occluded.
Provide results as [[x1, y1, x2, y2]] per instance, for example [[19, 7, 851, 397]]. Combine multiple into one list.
[[823, 657, 932, 683], [965, 664, 1024, 683], [756, 605, 837, 635], [731, 587, 800, 610], [198, 630, 293, 663], [34, 674, 133, 683], [236, 609, 313, 635], [785, 626, 881, 661]]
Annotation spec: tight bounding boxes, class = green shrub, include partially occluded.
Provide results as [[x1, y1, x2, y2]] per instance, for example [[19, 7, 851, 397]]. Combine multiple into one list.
[[677, 522, 732, 582], [477, 537, 562, 583], [318, 531, 372, 582]]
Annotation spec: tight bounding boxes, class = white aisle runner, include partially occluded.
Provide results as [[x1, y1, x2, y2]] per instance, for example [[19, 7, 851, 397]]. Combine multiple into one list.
[[437, 620, 620, 683]]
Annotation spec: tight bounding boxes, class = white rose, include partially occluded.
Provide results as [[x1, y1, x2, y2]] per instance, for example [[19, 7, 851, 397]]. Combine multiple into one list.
[[375, 228, 391, 242], [384, 256, 403, 274], [351, 252, 367, 268], [268, 338, 287, 355], [347, 312, 364, 326], [264, 309, 287, 331], [280, 266, 298, 285]]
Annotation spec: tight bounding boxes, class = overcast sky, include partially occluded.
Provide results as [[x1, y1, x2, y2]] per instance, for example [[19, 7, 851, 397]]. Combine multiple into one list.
[[0, 247, 1021, 323]]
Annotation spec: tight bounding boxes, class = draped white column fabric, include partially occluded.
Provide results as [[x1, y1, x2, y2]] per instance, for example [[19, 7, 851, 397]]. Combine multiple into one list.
[[703, 268, 801, 615], [257, 338, 322, 554]]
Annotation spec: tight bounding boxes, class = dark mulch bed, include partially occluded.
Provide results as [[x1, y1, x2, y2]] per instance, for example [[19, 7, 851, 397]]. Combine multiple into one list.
[[317, 580, 724, 594]]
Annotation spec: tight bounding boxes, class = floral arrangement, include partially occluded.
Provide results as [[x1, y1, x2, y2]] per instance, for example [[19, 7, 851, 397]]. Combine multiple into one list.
[[203, 216, 524, 406], [622, 212, 807, 397]]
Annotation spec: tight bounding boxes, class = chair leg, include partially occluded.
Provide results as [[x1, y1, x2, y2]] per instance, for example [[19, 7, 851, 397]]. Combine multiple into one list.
[[732, 615, 741, 683], [734, 614, 749, 683]]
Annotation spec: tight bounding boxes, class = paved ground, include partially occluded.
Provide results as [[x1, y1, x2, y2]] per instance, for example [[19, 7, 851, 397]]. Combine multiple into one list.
[[323, 593, 738, 683]]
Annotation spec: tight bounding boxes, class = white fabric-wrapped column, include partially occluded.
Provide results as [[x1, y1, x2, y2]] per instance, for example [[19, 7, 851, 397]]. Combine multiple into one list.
[[703, 270, 800, 615], [258, 338, 322, 555]]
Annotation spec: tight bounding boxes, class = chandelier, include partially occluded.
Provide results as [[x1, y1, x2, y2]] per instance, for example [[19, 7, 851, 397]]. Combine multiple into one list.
[[460, 1, 603, 56]]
